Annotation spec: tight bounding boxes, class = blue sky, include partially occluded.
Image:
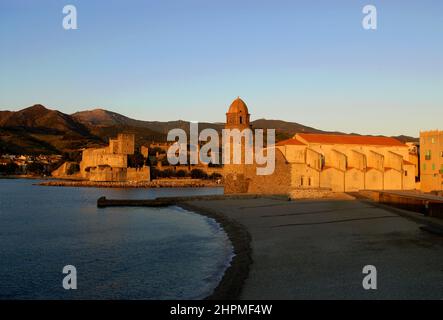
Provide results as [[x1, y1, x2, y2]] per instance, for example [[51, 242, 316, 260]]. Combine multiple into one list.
[[0, 0, 442, 136]]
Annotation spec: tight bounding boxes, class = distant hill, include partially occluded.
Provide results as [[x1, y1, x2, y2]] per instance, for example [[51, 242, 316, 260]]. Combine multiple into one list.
[[72, 109, 223, 133], [0, 105, 418, 154], [0, 105, 102, 154]]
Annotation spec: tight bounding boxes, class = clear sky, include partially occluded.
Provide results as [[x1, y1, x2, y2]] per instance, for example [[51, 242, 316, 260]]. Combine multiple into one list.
[[0, 0, 442, 136]]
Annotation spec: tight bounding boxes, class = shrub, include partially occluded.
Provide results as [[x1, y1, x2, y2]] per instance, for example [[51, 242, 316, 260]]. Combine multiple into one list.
[[176, 169, 187, 178], [190, 168, 208, 179], [66, 163, 80, 175], [26, 162, 44, 175], [209, 172, 223, 180]]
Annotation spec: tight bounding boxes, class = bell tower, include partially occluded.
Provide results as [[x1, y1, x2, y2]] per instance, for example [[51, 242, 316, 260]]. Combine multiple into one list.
[[223, 97, 252, 194], [225, 97, 251, 130]]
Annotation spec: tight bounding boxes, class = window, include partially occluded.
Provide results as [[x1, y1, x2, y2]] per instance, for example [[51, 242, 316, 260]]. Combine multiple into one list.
[[432, 163, 436, 171], [308, 177, 312, 186], [300, 176, 304, 186], [432, 137, 435, 144], [423, 163, 427, 171], [239, 116, 242, 124], [441, 151, 443, 158], [425, 150, 431, 160], [405, 171, 408, 177]]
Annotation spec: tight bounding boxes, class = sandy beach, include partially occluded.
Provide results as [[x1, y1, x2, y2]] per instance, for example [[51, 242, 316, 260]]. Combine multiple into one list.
[[182, 197, 443, 299]]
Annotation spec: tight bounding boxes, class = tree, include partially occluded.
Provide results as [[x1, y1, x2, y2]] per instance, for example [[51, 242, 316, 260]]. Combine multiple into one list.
[[176, 169, 187, 178], [162, 168, 175, 177], [209, 172, 222, 180], [26, 162, 44, 175], [128, 152, 145, 168], [190, 168, 208, 179], [63, 151, 82, 163], [0, 163, 19, 175], [66, 163, 80, 175], [149, 147, 166, 156]]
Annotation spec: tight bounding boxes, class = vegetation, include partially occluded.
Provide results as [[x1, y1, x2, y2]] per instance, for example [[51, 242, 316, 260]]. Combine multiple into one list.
[[150, 167, 222, 180], [26, 162, 45, 175], [0, 163, 19, 175], [66, 163, 80, 175], [63, 151, 82, 163], [190, 168, 207, 179], [128, 151, 146, 168]]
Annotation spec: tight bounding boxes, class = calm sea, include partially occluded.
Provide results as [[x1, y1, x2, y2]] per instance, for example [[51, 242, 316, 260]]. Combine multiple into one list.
[[0, 179, 231, 299]]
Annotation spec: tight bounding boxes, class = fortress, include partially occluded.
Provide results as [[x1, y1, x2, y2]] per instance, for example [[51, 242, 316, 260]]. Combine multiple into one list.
[[79, 133, 150, 182], [223, 98, 417, 195]]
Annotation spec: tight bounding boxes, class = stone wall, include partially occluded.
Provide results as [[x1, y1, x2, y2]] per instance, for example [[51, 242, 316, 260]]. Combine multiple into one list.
[[224, 149, 292, 195], [52, 161, 78, 177], [289, 188, 334, 200], [345, 168, 365, 192], [89, 166, 126, 182], [127, 166, 150, 182], [365, 169, 383, 190], [320, 167, 345, 192]]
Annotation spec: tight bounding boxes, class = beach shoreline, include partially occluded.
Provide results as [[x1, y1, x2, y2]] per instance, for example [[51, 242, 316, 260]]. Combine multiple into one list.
[[177, 202, 252, 300]]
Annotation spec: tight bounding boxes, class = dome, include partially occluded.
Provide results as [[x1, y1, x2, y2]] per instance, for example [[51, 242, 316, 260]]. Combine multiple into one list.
[[227, 97, 249, 114]]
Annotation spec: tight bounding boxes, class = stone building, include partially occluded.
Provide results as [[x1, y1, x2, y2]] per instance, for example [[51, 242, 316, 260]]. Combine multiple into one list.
[[223, 98, 417, 195], [420, 130, 443, 192], [406, 142, 420, 180], [223, 97, 253, 193], [276, 134, 416, 193], [79, 133, 150, 182]]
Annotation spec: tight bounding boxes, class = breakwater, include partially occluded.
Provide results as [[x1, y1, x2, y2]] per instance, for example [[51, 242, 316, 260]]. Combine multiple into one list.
[[97, 193, 285, 207], [38, 179, 221, 188]]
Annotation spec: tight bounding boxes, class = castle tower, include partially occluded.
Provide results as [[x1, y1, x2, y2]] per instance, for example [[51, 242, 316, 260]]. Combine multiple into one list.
[[224, 97, 252, 194]]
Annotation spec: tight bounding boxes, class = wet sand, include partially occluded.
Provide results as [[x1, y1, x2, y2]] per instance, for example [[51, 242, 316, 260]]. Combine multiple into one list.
[[184, 197, 443, 299]]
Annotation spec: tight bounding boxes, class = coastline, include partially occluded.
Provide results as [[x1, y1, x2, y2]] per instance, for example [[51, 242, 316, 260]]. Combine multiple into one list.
[[178, 202, 252, 300], [37, 179, 222, 188], [95, 194, 288, 299]]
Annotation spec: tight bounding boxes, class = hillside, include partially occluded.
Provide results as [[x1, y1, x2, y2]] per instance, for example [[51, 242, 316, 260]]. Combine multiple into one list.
[[72, 109, 223, 134], [0, 105, 102, 154], [0, 105, 418, 154]]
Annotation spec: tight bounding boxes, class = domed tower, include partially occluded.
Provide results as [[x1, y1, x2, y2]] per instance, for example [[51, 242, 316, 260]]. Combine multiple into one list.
[[225, 97, 251, 130], [223, 97, 252, 194]]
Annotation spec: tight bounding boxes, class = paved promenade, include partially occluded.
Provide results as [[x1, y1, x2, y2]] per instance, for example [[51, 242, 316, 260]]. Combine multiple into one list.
[[187, 198, 443, 299]]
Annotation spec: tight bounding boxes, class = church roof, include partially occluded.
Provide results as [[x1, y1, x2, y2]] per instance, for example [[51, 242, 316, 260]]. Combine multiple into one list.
[[227, 97, 249, 114], [276, 138, 306, 146], [296, 133, 407, 147]]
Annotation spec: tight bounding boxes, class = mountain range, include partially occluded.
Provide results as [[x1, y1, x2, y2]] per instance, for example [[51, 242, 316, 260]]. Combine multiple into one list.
[[0, 104, 418, 155]]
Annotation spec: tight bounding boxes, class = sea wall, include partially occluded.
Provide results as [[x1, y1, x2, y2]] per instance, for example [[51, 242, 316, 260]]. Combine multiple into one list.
[[38, 178, 220, 188]]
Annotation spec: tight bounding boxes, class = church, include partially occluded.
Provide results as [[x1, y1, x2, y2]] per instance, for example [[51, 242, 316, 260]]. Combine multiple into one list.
[[223, 97, 417, 196]]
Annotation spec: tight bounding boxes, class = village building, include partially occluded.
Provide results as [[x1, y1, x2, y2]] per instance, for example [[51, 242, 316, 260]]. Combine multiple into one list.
[[420, 130, 443, 192], [223, 98, 417, 195]]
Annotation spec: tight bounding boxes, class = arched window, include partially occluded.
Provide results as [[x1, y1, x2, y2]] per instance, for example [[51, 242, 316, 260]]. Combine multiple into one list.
[[239, 116, 242, 124]]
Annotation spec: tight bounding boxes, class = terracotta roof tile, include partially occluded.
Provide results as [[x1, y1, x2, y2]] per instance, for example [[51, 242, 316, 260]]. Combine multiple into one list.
[[276, 138, 306, 146], [297, 133, 407, 147]]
